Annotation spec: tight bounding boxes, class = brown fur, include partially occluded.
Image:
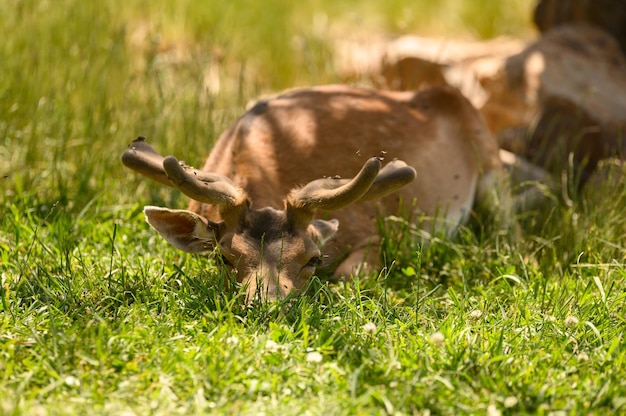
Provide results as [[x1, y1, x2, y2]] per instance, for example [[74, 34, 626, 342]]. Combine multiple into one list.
[[189, 85, 504, 275], [125, 84, 507, 302]]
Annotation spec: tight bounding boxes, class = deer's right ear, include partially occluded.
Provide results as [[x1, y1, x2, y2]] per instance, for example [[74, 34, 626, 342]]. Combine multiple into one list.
[[144, 206, 222, 254], [307, 219, 339, 247]]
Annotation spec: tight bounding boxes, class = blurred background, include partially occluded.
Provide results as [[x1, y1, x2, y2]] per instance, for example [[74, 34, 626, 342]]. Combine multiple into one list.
[[0, 0, 536, 214]]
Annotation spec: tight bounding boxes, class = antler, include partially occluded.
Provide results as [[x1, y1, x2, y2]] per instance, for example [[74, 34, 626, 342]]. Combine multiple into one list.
[[121, 136, 174, 187], [124, 137, 415, 228], [162, 156, 246, 208], [122, 136, 247, 214], [288, 157, 416, 213], [122, 137, 243, 191], [359, 159, 417, 201]]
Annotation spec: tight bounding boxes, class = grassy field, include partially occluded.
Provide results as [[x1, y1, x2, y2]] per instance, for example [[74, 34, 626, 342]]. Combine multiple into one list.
[[1, 0, 625, 414]]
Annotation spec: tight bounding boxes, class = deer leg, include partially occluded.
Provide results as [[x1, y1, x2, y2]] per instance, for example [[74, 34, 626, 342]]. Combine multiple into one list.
[[333, 236, 381, 279]]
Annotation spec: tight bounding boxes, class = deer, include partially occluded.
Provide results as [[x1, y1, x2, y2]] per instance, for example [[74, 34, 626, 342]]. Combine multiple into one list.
[[122, 84, 511, 303]]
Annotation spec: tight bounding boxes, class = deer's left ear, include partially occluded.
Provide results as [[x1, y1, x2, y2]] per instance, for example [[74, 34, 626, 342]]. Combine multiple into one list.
[[144, 206, 222, 254], [307, 219, 339, 247]]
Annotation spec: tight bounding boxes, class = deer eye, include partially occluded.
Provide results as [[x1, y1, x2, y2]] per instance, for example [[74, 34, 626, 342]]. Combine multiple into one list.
[[218, 252, 234, 267], [305, 255, 322, 269]]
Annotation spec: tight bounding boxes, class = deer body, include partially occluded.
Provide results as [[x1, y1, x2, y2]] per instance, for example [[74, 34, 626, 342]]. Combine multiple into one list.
[[123, 85, 505, 302]]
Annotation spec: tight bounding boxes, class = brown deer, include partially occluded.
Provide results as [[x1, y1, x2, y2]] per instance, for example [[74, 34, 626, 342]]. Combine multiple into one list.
[[122, 85, 510, 302]]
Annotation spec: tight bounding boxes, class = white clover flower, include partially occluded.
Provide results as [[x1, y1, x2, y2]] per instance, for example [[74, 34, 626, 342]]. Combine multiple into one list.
[[265, 340, 281, 352], [487, 403, 501, 416], [363, 322, 377, 335], [306, 351, 323, 363], [577, 352, 590, 362], [64, 375, 81, 387], [469, 309, 483, 320], [429, 331, 445, 346], [564, 315, 579, 327], [225, 335, 239, 347], [504, 396, 518, 408]]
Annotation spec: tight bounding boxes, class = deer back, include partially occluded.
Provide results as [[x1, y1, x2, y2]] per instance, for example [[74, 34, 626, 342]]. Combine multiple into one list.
[[190, 85, 502, 270]]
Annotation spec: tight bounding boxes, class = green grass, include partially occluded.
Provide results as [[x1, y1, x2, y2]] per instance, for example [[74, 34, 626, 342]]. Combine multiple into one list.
[[1, 0, 625, 414]]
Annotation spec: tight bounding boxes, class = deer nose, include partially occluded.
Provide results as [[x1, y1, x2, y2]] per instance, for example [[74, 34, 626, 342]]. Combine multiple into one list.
[[261, 270, 294, 301], [244, 265, 284, 303]]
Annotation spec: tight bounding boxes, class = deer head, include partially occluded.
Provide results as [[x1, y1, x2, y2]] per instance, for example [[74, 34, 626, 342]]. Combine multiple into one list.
[[122, 137, 416, 303]]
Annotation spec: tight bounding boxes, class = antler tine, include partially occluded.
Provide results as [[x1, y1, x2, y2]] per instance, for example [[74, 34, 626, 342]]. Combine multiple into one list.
[[288, 157, 382, 212], [121, 136, 173, 187], [359, 159, 417, 201], [162, 156, 247, 208]]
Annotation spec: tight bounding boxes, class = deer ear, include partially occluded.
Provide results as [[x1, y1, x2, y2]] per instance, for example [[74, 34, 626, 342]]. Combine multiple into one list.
[[144, 206, 221, 254], [307, 219, 339, 247]]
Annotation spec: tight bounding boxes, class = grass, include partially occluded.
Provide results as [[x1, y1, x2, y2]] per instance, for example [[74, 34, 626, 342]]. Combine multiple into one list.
[[1, 0, 625, 414]]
